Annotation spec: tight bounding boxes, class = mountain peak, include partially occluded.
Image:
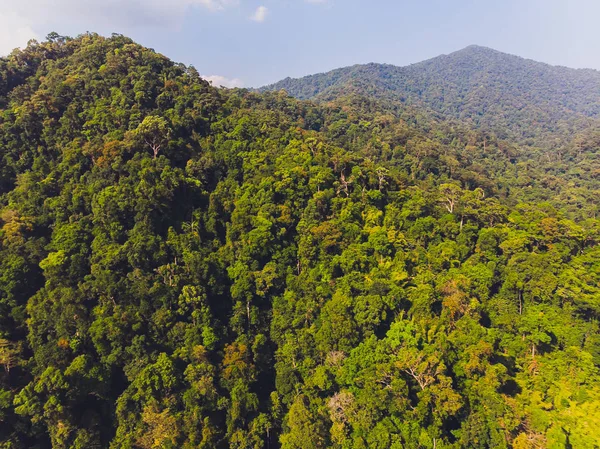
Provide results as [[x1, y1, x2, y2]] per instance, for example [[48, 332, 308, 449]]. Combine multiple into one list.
[[461, 44, 497, 51], [445, 45, 521, 61]]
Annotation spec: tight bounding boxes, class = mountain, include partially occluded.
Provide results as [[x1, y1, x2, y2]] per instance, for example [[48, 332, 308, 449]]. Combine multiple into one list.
[[261, 45, 600, 145], [1, 34, 600, 449]]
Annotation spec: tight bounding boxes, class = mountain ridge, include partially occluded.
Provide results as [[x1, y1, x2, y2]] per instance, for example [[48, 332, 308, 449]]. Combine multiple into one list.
[[260, 45, 600, 145], [262, 45, 600, 89]]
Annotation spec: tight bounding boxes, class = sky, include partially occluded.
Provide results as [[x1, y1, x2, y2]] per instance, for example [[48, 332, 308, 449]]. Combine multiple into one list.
[[1, 0, 599, 88]]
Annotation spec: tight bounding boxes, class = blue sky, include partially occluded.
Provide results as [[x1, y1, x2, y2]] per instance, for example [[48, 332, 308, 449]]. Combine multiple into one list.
[[1, 0, 598, 87]]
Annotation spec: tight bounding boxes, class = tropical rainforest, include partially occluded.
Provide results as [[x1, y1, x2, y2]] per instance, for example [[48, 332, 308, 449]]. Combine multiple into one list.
[[0, 33, 599, 449]]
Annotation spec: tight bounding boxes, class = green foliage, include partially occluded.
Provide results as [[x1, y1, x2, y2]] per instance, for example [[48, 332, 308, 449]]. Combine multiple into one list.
[[0, 33, 599, 449]]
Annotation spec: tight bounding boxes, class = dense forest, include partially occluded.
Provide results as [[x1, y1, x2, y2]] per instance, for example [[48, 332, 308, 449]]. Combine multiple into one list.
[[261, 45, 600, 147], [0, 33, 599, 449]]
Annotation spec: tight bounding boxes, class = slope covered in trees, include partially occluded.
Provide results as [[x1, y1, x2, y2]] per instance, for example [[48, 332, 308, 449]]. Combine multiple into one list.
[[0, 33, 599, 449], [261, 46, 600, 146]]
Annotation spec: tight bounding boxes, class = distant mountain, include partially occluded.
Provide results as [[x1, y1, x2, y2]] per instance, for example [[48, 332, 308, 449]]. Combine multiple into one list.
[[261, 46, 600, 145]]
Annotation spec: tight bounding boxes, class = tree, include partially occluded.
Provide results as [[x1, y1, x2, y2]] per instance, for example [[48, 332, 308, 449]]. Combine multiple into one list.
[[280, 396, 329, 449], [439, 183, 462, 214], [134, 115, 170, 158], [0, 339, 17, 376]]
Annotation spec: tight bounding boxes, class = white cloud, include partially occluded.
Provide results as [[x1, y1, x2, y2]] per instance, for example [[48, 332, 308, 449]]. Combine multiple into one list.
[[193, 0, 240, 12], [202, 74, 244, 88], [0, 0, 241, 54], [250, 5, 268, 22], [0, 11, 39, 55], [4, 0, 240, 22]]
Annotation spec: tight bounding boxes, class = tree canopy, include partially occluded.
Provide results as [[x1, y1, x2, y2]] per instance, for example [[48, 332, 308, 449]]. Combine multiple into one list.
[[0, 33, 599, 448]]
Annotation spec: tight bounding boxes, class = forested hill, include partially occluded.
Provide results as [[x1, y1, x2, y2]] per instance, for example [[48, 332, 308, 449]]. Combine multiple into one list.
[[1, 33, 600, 449], [261, 45, 600, 145]]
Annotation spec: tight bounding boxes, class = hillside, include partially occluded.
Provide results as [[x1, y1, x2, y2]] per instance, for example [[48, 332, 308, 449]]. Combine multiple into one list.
[[261, 46, 600, 145], [0, 33, 599, 449]]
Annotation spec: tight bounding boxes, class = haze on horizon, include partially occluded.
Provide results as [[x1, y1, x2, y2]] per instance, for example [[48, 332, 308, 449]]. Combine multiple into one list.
[[0, 0, 598, 88]]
